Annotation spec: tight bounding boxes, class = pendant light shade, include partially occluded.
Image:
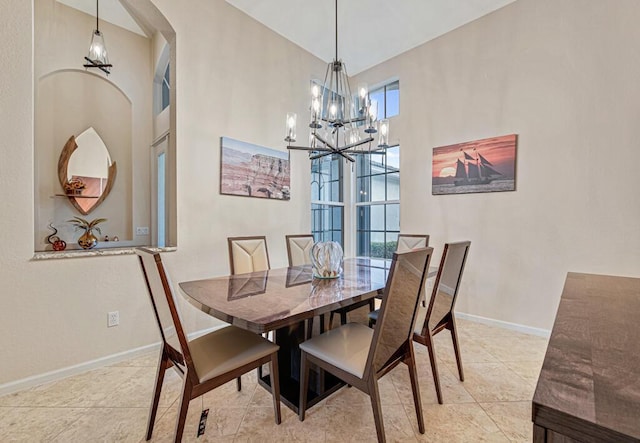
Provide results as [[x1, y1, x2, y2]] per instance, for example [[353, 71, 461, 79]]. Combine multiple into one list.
[[88, 30, 109, 65], [83, 0, 112, 75]]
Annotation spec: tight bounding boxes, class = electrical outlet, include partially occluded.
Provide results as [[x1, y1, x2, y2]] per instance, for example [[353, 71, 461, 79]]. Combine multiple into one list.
[[108, 311, 119, 327], [136, 227, 149, 235]]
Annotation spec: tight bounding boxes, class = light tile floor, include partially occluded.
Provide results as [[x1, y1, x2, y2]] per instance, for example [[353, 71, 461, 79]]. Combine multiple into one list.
[[0, 318, 547, 442]]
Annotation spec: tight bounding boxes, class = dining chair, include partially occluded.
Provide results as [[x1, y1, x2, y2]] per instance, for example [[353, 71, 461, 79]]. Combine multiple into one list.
[[227, 236, 270, 275], [396, 234, 430, 252], [299, 247, 433, 443], [413, 241, 470, 403], [363, 233, 431, 328], [136, 248, 281, 442], [228, 236, 273, 386], [285, 234, 314, 266], [285, 234, 325, 338], [369, 241, 470, 404]]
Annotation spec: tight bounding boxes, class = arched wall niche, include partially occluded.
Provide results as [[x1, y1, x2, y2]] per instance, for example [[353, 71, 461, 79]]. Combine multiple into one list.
[[33, 0, 176, 255], [36, 69, 132, 240]]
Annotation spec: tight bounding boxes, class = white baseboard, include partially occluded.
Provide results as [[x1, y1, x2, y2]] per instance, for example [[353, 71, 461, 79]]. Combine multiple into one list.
[[1, 316, 547, 398], [0, 342, 160, 397], [456, 311, 551, 338], [0, 325, 226, 397]]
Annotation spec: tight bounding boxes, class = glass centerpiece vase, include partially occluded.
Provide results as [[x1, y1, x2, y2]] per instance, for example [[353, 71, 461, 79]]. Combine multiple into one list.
[[309, 241, 343, 279]]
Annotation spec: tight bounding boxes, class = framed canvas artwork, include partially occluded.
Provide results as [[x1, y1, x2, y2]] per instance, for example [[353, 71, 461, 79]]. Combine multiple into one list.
[[432, 134, 517, 195], [220, 137, 290, 200]]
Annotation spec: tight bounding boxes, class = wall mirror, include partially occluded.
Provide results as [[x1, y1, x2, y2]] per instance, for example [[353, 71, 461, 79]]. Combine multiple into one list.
[[58, 127, 117, 215]]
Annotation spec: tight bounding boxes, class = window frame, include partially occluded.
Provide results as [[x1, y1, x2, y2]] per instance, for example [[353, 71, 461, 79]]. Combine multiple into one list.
[[311, 154, 345, 246], [369, 79, 399, 120], [354, 144, 401, 259]]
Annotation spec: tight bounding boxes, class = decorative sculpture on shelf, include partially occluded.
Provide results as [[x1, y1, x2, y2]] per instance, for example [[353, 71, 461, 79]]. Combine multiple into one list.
[[46, 223, 67, 251], [67, 216, 107, 249], [63, 178, 86, 195], [309, 241, 343, 279]]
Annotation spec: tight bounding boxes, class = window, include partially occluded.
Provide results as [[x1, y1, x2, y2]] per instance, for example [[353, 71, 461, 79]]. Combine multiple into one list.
[[153, 44, 171, 115], [355, 145, 400, 258], [311, 155, 344, 245], [153, 135, 170, 247], [369, 80, 399, 121], [309, 79, 400, 254], [156, 150, 166, 247], [161, 63, 170, 111]]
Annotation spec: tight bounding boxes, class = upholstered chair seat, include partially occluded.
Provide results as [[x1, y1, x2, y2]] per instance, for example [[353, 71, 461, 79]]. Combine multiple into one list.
[[300, 323, 373, 378]]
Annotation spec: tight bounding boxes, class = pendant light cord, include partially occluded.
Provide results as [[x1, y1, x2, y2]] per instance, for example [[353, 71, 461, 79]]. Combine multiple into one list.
[[96, 0, 100, 31], [334, 0, 338, 61]]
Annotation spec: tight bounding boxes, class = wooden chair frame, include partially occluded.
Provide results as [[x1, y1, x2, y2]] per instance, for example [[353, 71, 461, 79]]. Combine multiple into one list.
[[300, 248, 433, 442], [137, 248, 281, 442]]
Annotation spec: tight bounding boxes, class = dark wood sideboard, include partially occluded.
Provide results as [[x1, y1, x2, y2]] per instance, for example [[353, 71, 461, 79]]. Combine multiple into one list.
[[532, 272, 640, 443]]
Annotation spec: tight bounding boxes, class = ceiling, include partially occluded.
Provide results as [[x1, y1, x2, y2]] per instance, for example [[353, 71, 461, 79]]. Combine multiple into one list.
[[226, 0, 516, 74], [56, 0, 146, 37], [56, 1, 517, 74]]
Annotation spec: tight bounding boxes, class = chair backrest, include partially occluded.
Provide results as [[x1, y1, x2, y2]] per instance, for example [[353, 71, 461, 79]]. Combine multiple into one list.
[[366, 247, 433, 376], [136, 248, 193, 370], [396, 234, 430, 252], [419, 241, 471, 334], [228, 236, 270, 275], [285, 234, 315, 266], [396, 234, 430, 304]]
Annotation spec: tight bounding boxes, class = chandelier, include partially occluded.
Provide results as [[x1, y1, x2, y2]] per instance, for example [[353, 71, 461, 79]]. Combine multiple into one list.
[[284, 0, 389, 163], [83, 0, 112, 75]]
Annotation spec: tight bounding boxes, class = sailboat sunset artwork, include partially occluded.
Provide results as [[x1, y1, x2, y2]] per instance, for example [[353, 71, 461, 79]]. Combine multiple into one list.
[[432, 134, 517, 195]]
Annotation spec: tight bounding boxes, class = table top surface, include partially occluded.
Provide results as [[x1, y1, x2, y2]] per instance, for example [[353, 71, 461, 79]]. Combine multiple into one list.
[[533, 272, 640, 441], [179, 258, 394, 333]]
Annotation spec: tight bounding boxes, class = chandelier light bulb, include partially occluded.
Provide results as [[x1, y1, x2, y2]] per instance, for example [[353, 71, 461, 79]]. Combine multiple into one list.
[[285, 112, 297, 142], [329, 102, 338, 119], [311, 84, 320, 98], [378, 119, 389, 147], [358, 83, 368, 100], [348, 128, 360, 145], [368, 100, 378, 122], [312, 97, 321, 115]]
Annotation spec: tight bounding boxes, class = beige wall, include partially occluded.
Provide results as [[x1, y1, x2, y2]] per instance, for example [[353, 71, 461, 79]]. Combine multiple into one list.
[[0, 0, 324, 387], [353, 0, 640, 330]]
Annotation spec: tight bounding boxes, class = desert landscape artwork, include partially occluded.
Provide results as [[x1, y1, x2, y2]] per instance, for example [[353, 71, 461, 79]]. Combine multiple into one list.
[[220, 137, 290, 200], [432, 134, 517, 195]]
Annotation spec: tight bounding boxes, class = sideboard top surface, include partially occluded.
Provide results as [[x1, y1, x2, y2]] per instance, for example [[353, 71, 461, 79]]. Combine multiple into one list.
[[533, 272, 640, 442]]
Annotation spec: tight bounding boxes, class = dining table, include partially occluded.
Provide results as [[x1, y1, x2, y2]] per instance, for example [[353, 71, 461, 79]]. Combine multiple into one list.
[[179, 257, 435, 413]]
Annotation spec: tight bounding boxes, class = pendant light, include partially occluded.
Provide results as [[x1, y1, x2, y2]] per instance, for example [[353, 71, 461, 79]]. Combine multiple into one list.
[[83, 0, 112, 75]]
